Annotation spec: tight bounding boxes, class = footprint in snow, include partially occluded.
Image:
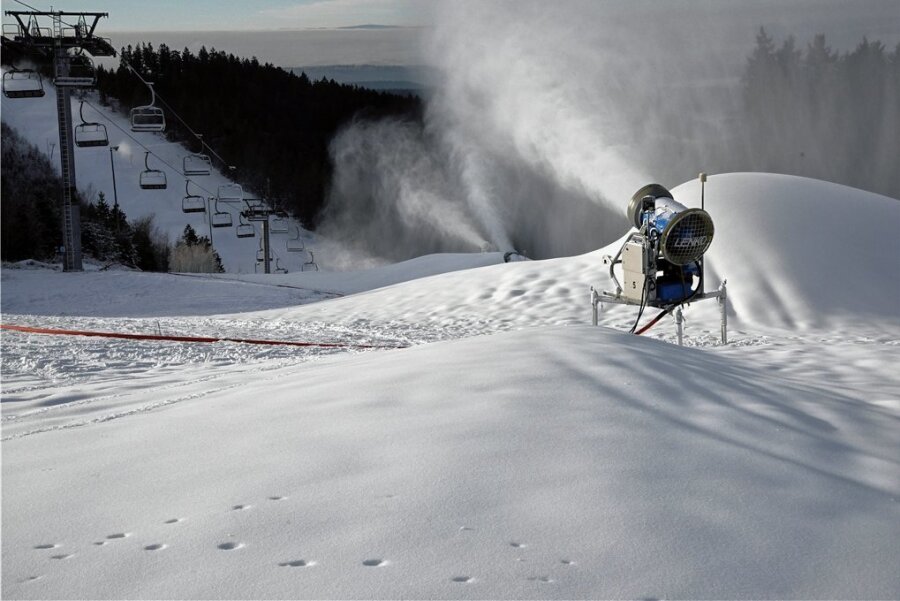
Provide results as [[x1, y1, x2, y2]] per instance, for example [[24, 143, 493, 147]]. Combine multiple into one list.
[[218, 542, 244, 551], [561, 559, 576, 565], [509, 541, 527, 548], [279, 559, 314, 567], [268, 496, 287, 501], [51, 553, 75, 560], [452, 576, 474, 583], [232, 504, 252, 511], [144, 544, 167, 551], [106, 532, 130, 540], [362, 558, 387, 567], [21, 575, 43, 583], [528, 576, 554, 583], [164, 518, 184, 524], [34, 544, 59, 550]]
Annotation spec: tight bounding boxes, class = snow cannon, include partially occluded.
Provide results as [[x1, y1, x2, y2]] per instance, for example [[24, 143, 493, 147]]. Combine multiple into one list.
[[591, 175, 728, 346]]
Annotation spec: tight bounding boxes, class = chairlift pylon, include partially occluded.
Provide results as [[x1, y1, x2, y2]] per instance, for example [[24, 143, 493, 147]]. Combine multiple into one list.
[[128, 66, 165, 132], [286, 225, 305, 252], [2, 68, 45, 98], [139, 151, 167, 190], [183, 135, 212, 176], [182, 180, 205, 213], [74, 100, 108, 147]]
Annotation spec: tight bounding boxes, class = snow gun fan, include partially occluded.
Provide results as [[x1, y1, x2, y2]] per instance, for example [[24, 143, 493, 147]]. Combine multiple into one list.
[[590, 175, 728, 345]]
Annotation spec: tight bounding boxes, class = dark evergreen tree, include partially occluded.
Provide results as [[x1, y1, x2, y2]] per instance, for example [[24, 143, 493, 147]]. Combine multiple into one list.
[[94, 43, 422, 228]]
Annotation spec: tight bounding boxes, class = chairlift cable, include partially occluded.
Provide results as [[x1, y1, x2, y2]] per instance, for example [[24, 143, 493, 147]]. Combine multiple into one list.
[[82, 98, 219, 199]]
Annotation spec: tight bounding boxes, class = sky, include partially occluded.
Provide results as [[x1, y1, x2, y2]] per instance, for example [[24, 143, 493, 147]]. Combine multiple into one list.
[[1, 0, 429, 31]]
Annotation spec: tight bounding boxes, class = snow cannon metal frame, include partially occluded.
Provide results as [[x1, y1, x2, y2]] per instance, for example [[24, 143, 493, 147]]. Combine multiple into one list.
[[590, 174, 728, 345]]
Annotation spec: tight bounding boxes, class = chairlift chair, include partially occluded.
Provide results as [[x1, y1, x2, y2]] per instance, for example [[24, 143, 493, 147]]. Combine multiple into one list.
[[55, 53, 96, 87], [2, 69, 45, 98], [182, 180, 206, 213], [211, 198, 233, 228], [131, 105, 166, 132], [270, 214, 289, 234], [183, 135, 212, 176], [301, 250, 319, 272], [236, 213, 255, 238], [129, 70, 165, 132], [274, 258, 288, 274], [139, 151, 167, 190], [183, 153, 212, 176], [286, 226, 305, 252], [217, 183, 243, 202], [74, 101, 108, 147]]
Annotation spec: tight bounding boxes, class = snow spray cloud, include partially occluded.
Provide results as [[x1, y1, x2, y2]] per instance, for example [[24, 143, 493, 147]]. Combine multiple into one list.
[[317, 0, 899, 267]]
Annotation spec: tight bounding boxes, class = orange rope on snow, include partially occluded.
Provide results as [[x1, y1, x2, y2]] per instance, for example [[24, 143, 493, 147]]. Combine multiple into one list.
[[0, 323, 406, 350]]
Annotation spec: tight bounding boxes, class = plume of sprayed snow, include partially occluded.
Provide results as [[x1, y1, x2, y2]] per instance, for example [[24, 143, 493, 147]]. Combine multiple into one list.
[[317, 0, 898, 267]]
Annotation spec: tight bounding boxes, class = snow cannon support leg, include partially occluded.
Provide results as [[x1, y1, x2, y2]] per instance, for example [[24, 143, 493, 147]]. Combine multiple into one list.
[[591, 287, 600, 326], [718, 279, 728, 345], [675, 305, 684, 346]]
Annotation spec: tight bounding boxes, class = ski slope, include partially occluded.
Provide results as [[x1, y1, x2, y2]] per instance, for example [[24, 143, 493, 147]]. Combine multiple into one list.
[[0, 72, 317, 274], [2, 170, 899, 598]]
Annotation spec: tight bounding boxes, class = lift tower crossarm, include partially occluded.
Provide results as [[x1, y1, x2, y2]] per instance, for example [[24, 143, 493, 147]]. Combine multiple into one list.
[[3, 11, 115, 56]]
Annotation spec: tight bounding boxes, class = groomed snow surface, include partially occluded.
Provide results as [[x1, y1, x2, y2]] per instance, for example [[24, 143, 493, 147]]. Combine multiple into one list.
[[2, 173, 900, 599]]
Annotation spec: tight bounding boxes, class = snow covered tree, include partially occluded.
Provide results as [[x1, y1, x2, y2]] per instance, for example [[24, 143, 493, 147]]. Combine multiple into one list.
[[169, 225, 224, 273]]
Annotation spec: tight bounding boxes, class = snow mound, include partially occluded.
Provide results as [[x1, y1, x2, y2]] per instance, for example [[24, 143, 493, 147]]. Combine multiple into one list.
[[673, 173, 900, 330], [248, 172, 900, 339]]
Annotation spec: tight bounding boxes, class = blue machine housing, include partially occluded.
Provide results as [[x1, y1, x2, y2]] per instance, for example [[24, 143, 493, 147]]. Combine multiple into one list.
[[656, 262, 700, 303]]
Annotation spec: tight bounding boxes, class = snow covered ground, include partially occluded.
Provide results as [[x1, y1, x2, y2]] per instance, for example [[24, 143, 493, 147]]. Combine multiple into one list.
[[2, 172, 899, 598]]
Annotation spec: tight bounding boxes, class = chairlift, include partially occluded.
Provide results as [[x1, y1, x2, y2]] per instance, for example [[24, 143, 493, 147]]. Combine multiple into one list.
[[2, 68, 45, 98], [243, 198, 267, 218], [217, 183, 243, 202], [270, 213, 288, 234], [74, 100, 108, 147], [183, 135, 212, 176], [211, 198, 233, 228], [129, 66, 165, 132], [274, 258, 288, 274], [55, 52, 95, 87], [182, 180, 205, 213], [139, 151, 167, 190], [236, 213, 255, 238], [286, 226, 305, 252], [301, 250, 319, 272]]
